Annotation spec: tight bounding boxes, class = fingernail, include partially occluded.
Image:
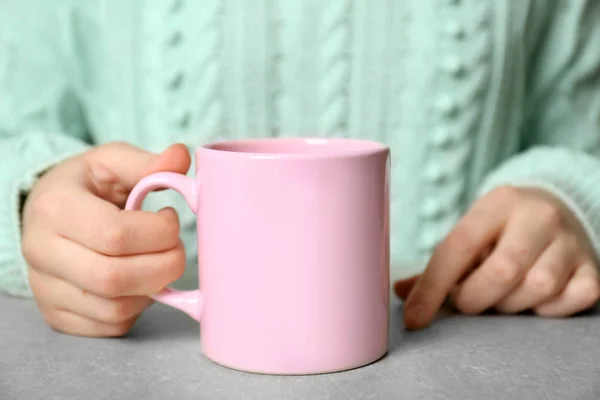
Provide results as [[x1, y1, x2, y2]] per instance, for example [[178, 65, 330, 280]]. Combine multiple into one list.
[[158, 207, 178, 218]]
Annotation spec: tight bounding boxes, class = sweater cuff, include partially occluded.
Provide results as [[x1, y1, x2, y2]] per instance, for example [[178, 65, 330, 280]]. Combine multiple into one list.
[[478, 146, 600, 261], [0, 132, 90, 297]]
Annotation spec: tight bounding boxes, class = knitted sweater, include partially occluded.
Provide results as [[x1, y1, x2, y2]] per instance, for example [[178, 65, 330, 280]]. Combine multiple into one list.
[[1, 0, 599, 296]]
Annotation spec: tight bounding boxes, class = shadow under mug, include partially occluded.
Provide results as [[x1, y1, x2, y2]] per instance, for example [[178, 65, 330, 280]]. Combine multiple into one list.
[[125, 138, 391, 375]]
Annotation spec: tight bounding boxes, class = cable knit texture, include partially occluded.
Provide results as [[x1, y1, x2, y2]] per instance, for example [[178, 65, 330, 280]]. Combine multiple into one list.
[[0, 0, 599, 296]]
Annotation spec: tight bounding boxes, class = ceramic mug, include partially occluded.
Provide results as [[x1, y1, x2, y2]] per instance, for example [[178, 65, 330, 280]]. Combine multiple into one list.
[[125, 138, 391, 375]]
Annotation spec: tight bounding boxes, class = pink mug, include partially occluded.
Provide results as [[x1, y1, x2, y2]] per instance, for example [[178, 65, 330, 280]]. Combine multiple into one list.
[[125, 138, 390, 375]]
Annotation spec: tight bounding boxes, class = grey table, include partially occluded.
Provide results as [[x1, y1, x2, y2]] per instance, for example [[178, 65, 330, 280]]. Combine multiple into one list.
[[1, 295, 599, 400]]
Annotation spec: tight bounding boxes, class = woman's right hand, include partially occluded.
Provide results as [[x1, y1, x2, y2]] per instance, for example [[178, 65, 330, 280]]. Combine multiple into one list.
[[22, 142, 191, 337]]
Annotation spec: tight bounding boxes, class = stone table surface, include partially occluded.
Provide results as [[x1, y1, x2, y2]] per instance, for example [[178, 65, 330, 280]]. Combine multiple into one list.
[[1, 295, 599, 400]]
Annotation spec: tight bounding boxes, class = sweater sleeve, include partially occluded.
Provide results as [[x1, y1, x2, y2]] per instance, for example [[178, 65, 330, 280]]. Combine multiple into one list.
[[478, 1, 600, 257], [0, 2, 91, 296]]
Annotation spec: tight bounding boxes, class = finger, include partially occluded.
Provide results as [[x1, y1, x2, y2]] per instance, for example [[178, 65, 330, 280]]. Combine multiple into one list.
[[86, 143, 191, 195], [28, 234, 186, 298], [534, 262, 600, 317], [393, 275, 420, 301], [143, 143, 192, 176], [495, 235, 578, 313], [29, 268, 153, 324], [39, 305, 139, 337], [451, 200, 556, 314], [403, 187, 517, 329], [46, 185, 181, 255]]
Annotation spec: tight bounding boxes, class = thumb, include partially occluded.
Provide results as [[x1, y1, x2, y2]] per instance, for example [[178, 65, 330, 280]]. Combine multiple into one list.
[[88, 142, 191, 190], [142, 143, 192, 177], [85, 143, 191, 204]]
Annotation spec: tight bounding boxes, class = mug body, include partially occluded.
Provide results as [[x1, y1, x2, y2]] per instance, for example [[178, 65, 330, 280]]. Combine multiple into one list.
[[196, 138, 390, 374]]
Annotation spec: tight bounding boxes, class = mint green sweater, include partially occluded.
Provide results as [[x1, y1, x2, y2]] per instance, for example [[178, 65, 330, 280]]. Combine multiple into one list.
[[1, 0, 600, 297]]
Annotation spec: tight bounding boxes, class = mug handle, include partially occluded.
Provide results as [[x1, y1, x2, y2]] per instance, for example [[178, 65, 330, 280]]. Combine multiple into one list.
[[125, 172, 202, 322]]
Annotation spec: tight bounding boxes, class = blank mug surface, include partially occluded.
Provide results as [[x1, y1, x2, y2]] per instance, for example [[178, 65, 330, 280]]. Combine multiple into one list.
[[127, 138, 390, 375]]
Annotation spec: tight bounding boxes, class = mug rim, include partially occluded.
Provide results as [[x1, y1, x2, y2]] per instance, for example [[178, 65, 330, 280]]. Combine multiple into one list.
[[198, 137, 389, 160]]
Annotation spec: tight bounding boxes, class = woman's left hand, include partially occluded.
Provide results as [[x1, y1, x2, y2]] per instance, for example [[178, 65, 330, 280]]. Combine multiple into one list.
[[395, 186, 600, 330]]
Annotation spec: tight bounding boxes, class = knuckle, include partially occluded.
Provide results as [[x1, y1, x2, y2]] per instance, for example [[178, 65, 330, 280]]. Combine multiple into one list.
[[21, 234, 38, 266], [107, 320, 136, 337], [449, 288, 480, 315], [489, 186, 520, 203], [30, 191, 62, 220], [562, 234, 579, 253], [45, 316, 62, 332], [40, 308, 64, 332], [103, 300, 136, 324], [494, 301, 516, 314], [578, 276, 600, 306], [527, 269, 560, 299], [533, 306, 555, 318], [22, 238, 48, 280], [487, 253, 524, 286], [27, 269, 45, 298], [91, 263, 123, 297], [96, 141, 131, 154], [445, 223, 478, 255], [91, 142, 140, 164], [458, 305, 480, 315], [452, 297, 480, 315], [98, 222, 130, 255], [536, 202, 562, 229], [452, 299, 466, 313]]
